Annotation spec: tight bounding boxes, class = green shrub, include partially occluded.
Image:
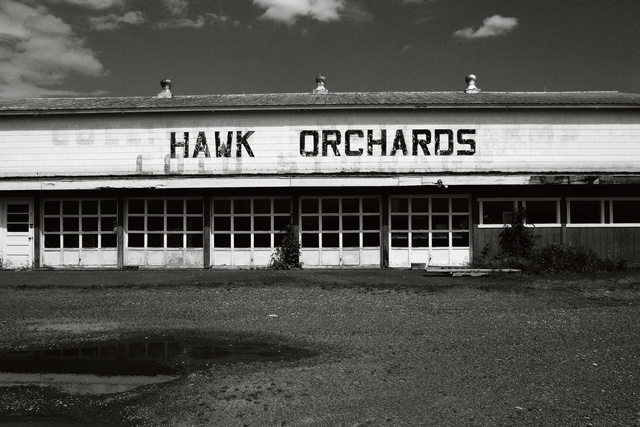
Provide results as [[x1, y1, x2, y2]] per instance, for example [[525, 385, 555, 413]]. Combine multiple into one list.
[[498, 208, 537, 258], [531, 243, 627, 274], [268, 224, 301, 270]]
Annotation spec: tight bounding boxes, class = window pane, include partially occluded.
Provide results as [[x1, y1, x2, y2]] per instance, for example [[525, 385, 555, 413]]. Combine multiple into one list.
[[148, 217, 164, 231], [101, 217, 116, 232], [482, 201, 515, 225], [167, 217, 183, 232], [254, 216, 271, 231], [411, 198, 429, 213], [322, 233, 339, 247], [63, 234, 79, 248], [412, 232, 429, 248], [128, 233, 144, 247], [343, 216, 360, 231], [147, 200, 164, 214], [234, 199, 251, 214], [44, 218, 60, 232], [391, 198, 408, 213], [7, 214, 28, 223], [7, 223, 28, 232], [128, 199, 144, 214], [432, 233, 449, 247], [273, 216, 291, 232], [128, 217, 144, 231], [234, 217, 251, 231], [147, 234, 164, 248], [214, 199, 231, 215], [167, 200, 183, 215], [301, 199, 318, 214], [44, 234, 60, 249], [391, 233, 408, 247], [362, 198, 380, 213], [391, 215, 409, 230], [343, 233, 359, 247], [44, 201, 60, 215], [101, 200, 117, 215], [362, 233, 380, 247], [63, 217, 79, 232], [362, 216, 380, 230], [432, 198, 449, 213], [322, 216, 339, 231], [82, 234, 98, 249], [411, 215, 429, 230], [214, 217, 231, 231], [186, 199, 202, 215], [186, 217, 203, 232], [274, 199, 291, 214], [342, 199, 359, 213], [102, 234, 117, 248], [254, 234, 271, 248], [452, 232, 470, 247], [187, 234, 203, 248], [214, 234, 231, 248], [63, 201, 79, 215], [274, 233, 286, 247], [234, 234, 251, 248], [167, 234, 183, 248], [82, 201, 98, 215], [82, 217, 99, 232], [452, 198, 469, 213], [570, 200, 601, 224], [254, 199, 271, 214], [612, 200, 640, 223], [302, 233, 319, 248], [453, 215, 470, 230], [302, 216, 319, 231], [526, 201, 558, 224], [322, 199, 339, 213], [432, 216, 449, 230]]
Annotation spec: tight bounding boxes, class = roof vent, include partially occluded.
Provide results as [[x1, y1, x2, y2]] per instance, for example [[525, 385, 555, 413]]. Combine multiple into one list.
[[158, 78, 172, 98], [464, 74, 481, 93], [313, 74, 328, 94]]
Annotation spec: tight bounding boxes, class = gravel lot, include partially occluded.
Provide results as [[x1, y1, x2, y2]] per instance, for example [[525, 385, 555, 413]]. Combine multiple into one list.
[[0, 269, 639, 427]]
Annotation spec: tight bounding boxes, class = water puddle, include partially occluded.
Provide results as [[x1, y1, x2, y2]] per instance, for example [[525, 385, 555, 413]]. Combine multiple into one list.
[[0, 335, 308, 396]]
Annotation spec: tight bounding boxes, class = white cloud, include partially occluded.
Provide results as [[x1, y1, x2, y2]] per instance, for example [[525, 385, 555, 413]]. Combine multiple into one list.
[[45, 0, 126, 10], [253, 0, 346, 24], [0, 0, 104, 98], [89, 10, 145, 31], [156, 15, 206, 29], [454, 15, 518, 39], [161, 0, 188, 16]]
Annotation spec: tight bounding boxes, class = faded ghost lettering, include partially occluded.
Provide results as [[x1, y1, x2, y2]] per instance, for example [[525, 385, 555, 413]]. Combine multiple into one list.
[[299, 129, 476, 157]]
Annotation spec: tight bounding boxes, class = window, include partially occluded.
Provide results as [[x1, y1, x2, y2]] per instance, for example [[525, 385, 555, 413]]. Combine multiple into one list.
[[568, 198, 640, 226], [212, 198, 292, 249], [43, 200, 117, 249], [300, 197, 380, 249], [127, 199, 203, 248], [479, 199, 560, 227]]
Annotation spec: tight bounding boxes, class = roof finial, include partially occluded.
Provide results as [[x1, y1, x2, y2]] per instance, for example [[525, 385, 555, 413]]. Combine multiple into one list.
[[464, 74, 480, 93], [313, 74, 328, 94], [158, 78, 172, 98]]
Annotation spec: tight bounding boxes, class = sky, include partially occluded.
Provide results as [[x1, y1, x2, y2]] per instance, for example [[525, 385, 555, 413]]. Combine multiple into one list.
[[1, 0, 639, 99]]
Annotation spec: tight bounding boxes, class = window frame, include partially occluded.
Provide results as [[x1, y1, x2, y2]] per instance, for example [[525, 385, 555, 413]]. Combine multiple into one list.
[[567, 197, 640, 227], [478, 198, 561, 228]]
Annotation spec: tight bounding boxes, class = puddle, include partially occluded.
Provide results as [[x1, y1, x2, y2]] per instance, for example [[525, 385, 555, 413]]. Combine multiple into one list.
[[0, 335, 308, 396]]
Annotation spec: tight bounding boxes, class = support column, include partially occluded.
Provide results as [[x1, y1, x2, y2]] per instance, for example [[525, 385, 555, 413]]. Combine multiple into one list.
[[381, 194, 389, 268], [117, 197, 125, 269], [33, 197, 40, 269], [203, 196, 211, 268]]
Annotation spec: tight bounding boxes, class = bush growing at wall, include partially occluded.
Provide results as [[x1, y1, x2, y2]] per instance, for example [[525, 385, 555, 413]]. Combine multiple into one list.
[[531, 243, 627, 274], [498, 208, 537, 259], [268, 224, 301, 270]]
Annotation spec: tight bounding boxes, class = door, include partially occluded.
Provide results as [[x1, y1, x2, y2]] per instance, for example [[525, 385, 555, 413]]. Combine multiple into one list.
[[3, 200, 34, 269]]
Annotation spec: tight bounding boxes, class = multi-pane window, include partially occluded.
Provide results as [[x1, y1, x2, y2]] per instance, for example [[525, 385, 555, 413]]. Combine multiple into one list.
[[568, 199, 640, 225], [43, 200, 117, 249], [390, 197, 469, 248], [212, 198, 292, 248], [300, 197, 380, 248], [127, 199, 203, 248], [479, 199, 560, 226]]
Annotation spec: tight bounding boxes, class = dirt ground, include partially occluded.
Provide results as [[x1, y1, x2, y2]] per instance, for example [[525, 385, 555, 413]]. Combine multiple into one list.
[[0, 269, 639, 426]]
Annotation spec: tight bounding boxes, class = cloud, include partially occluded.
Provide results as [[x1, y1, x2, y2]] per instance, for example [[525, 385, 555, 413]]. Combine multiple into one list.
[[0, 0, 104, 98], [161, 0, 188, 16], [156, 15, 206, 29], [44, 0, 126, 10], [89, 11, 145, 31], [253, 0, 346, 24], [454, 15, 518, 39]]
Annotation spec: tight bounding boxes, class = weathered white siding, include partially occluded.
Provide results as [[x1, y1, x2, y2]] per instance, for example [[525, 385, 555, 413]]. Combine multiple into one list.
[[1, 110, 639, 180]]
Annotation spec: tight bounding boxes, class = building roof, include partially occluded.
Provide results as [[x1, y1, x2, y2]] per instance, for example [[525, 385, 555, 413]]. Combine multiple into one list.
[[1, 91, 640, 115]]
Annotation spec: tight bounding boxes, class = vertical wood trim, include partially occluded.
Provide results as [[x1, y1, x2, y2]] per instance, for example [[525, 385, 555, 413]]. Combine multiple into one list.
[[203, 196, 211, 268], [33, 197, 40, 269], [117, 197, 124, 269], [381, 194, 389, 268]]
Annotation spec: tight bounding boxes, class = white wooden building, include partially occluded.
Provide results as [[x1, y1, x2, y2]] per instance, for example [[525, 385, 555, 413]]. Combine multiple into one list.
[[1, 76, 639, 269]]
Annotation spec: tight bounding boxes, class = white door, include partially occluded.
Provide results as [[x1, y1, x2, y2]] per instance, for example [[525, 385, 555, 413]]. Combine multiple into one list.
[[3, 200, 34, 269]]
